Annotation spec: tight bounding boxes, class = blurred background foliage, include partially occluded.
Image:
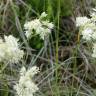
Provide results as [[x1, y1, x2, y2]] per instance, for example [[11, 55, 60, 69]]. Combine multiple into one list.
[[26, 0, 74, 17]]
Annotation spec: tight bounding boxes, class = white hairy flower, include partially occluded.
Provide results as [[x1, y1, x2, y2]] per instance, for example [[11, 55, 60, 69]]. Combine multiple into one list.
[[92, 43, 96, 58], [0, 35, 24, 63], [76, 8, 96, 59], [81, 28, 94, 41], [76, 15, 96, 41], [14, 66, 39, 96], [24, 12, 54, 40], [24, 19, 41, 38], [80, 22, 96, 41], [76, 17, 90, 27]]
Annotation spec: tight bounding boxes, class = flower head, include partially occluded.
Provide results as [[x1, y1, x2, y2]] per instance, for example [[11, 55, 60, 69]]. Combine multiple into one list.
[[0, 35, 24, 63], [14, 66, 39, 96], [81, 28, 94, 41], [76, 15, 96, 41], [76, 17, 90, 27], [24, 12, 54, 40], [76, 8, 96, 59]]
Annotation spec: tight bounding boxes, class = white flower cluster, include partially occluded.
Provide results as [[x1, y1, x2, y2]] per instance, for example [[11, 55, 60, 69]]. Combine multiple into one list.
[[14, 66, 39, 96], [76, 9, 96, 58], [76, 16, 96, 41], [76, 16, 90, 27], [0, 35, 24, 63], [24, 12, 54, 40]]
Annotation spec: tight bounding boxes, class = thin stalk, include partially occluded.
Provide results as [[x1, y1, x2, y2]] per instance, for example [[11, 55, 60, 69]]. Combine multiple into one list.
[[55, 0, 60, 96]]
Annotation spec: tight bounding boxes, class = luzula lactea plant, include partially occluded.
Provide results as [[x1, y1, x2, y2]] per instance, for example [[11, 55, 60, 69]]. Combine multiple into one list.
[[14, 66, 39, 96], [0, 35, 24, 63], [76, 8, 96, 58], [24, 12, 54, 40]]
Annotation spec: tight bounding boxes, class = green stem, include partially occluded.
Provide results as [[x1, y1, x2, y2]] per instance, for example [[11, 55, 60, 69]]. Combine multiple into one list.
[[55, 0, 60, 96]]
